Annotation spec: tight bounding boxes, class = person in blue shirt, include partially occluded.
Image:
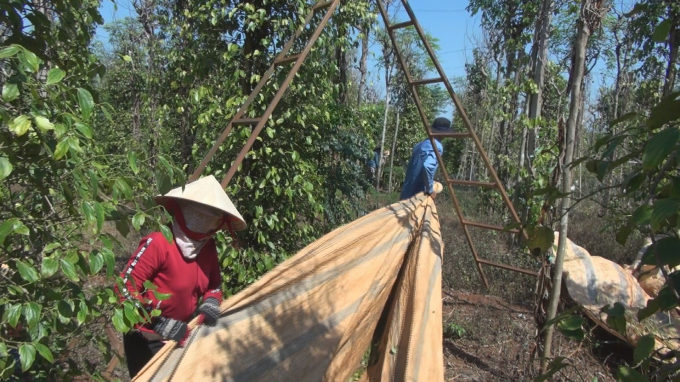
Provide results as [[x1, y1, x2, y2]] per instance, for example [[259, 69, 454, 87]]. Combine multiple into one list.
[[367, 146, 381, 182], [400, 117, 453, 200]]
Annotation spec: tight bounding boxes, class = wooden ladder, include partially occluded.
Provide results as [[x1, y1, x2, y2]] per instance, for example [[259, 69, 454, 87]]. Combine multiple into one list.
[[190, 0, 537, 288]]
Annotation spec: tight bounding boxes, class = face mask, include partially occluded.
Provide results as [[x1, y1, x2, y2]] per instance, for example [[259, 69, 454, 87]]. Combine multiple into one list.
[[172, 202, 224, 259], [173, 221, 208, 260]]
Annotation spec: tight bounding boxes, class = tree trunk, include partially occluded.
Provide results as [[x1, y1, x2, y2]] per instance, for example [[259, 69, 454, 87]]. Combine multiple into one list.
[[600, 20, 626, 216], [336, 44, 348, 105], [663, 15, 679, 97], [376, 67, 392, 190], [527, 0, 554, 161], [388, 111, 400, 193], [541, 0, 604, 371], [357, 28, 370, 106]]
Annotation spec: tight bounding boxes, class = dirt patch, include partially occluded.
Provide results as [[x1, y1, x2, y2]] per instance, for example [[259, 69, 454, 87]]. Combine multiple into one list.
[[442, 289, 617, 381]]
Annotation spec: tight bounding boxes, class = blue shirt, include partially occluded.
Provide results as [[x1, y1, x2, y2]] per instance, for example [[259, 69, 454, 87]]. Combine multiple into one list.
[[367, 151, 380, 168], [400, 139, 443, 200]]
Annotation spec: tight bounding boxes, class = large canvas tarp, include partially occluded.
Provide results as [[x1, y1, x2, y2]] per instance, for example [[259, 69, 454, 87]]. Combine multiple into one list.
[[133, 193, 444, 382], [555, 233, 680, 354]]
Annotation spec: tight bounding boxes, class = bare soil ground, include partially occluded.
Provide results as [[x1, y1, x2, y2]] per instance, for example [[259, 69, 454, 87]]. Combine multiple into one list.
[[441, 289, 622, 381]]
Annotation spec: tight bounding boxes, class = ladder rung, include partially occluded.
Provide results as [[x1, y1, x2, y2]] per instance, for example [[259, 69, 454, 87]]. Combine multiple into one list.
[[448, 179, 498, 188], [477, 259, 538, 276], [462, 220, 519, 234], [430, 132, 471, 138], [312, 0, 334, 11], [388, 20, 415, 31], [410, 77, 443, 86], [232, 118, 262, 126], [274, 54, 301, 66]]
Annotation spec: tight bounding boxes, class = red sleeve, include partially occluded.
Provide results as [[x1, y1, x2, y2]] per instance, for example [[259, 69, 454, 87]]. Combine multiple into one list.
[[115, 235, 165, 313], [202, 254, 223, 304]]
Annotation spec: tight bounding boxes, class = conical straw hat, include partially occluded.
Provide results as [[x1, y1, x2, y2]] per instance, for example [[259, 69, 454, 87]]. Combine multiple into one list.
[[154, 175, 247, 231]]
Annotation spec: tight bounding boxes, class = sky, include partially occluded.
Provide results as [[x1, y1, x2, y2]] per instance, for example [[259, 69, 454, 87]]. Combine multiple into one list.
[[95, 0, 481, 80], [94, 0, 625, 118], [95, 0, 481, 117]]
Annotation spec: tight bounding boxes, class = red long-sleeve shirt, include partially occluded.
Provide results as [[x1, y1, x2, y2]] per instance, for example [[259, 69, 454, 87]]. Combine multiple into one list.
[[115, 231, 223, 334]]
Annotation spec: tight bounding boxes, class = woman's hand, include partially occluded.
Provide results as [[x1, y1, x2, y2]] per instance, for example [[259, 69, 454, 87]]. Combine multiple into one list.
[[151, 316, 188, 342], [197, 297, 221, 326]]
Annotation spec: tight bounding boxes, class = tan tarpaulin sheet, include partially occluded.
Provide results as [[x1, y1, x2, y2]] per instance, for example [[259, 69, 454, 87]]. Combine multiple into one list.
[[133, 193, 444, 382], [555, 233, 680, 353]]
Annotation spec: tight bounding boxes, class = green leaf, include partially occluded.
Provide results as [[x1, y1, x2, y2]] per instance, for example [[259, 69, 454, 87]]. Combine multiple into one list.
[[94, 202, 105, 233], [156, 172, 173, 195], [159, 224, 173, 244], [76, 88, 94, 119], [617, 366, 648, 382], [16, 260, 39, 283], [46, 68, 66, 85], [41, 257, 58, 277], [54, 138, 69, 160], [60, 259, 79, 281], [557, 315, 584, 331], [132, 213, 146, 231], [66, 136, 83, 154], [34, 116, 54, 132], [6, 304, 21, 327], [89, 251, 104, 275], [0, 45, 21, 58], [2, 83, 19, 102], [101, 247, 115, 278], [558, 328, 585, 341], [114, 178, 133, 199], [0, 218, 19, 245], [20, 50, 39, 72], [604, 302, 627, 334], [631, 205, 652, 226], [610, 112, 638, 127], [653, 19, 672, 43], [13, 221, 28, 236], [75, 122, 92, 139], [0, 342, 7, 357], [647, 95, 680, 131], [112, 308, 128, 332], [77, 300, 88, 325], [22, 302, 40, 327], [9, 115, 32, 136], [650, 198, 680, 230], [624, 2, 646, 17], [638, 298, 660, 321], [101, 105, 113, 123], [143, 280, 157, 290], [82, 201, 95, 226], [33, 343, 53, 363], [0, 157, 13, 180], [57, 300, 73, 319], [534, 357, 568, 382], [634, 334, 656, 364], [43, 242, 61, 253], [123, 55, 132, 62], [127, 151, 139, 174], [642, 236, 680, 268], [124, 303, 140, 324], [19, 343, 36, 372], [152, 290, 172, 301], [616, 223, 633, 245], [622, 172, 645, 194], [642, 127, 680, 170], [524, 226, 554, 255]]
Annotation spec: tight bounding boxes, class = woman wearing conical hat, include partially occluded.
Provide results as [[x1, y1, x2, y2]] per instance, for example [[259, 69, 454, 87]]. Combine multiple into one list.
[[115, 176, 246, 378]]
